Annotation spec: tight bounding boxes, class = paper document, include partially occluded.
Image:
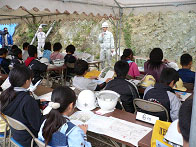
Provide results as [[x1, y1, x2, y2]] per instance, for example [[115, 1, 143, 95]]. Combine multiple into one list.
[[36, 92, 52, 101], [1, 78, 11, 90], [28, 80, 41, 92], [99, 70, 114, 82]]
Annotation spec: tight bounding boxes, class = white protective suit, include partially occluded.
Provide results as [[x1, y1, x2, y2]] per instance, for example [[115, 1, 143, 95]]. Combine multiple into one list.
[[98, 30, 114, 68], [37, 31, 46, 51]]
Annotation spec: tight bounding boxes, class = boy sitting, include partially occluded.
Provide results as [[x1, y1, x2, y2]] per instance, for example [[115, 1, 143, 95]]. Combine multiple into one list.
[[22, 42, 29, 61], [0, 48, 10, 74], [11, 48, 23, 67], [64, 44, 77, 75], [50, 42, 64, 60], [178, 53, 195, 83], [143, 68, 181, 121], [25, 45, 47, 84], [105, 60, 139, 113], [178, 99, 192, 147], [73, 59, 111, 91]]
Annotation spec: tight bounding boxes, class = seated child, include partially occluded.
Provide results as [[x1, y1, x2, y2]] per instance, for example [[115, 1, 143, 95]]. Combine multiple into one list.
[[105, 60, 139, 113], [8, 44, 18, 56], [143, 68, 181, 121], [178, 99, 192, 147], [38, 86, 92, 147], [22, 42, 29, 61], [11, 48, 23, 67], [64, 44, 77, 75], [144, 48, 167, 81], [121, 48, 140, 78], [42, 42, 52, 62], [178, 53, 195, 83], [25, 45, 47, 84], [50, 42, 64, 60], [0, 65, 44, 146], [73, 59, 111, 91], [0, 48, 11, 74]]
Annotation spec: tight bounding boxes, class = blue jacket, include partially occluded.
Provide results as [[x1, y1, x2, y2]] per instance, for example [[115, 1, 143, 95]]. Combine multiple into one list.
[[42, 50, 52, 62], [0, 33, 13, 46], [38, 116, 92, 147], [178, 68, 195, 83]]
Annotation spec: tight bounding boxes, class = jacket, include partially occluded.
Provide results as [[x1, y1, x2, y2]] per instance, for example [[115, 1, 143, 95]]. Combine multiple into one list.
[[98, 30, 114, 50], [143, 83, 181, 121], [0, 33, 13, 46], [25, 57, 47, 84], [42, 50, 52, 62], [105, 77, 139, 113], [0, 57, 10, 74], [2, 90, 44, 146], [38, 116, 92, 147], [178, 68, 195, 83]]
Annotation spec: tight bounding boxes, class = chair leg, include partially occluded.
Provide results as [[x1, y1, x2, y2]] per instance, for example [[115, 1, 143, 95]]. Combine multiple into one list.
[[31, 139, 34, 147], [8, 130, 11, 147]]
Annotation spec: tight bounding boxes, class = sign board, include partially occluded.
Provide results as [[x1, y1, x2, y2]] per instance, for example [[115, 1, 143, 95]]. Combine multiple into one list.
[[136, 112, 159, 125]]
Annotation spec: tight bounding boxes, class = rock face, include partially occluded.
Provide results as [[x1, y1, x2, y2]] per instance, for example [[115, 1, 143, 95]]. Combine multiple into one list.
[[13, 11, 196, 64]]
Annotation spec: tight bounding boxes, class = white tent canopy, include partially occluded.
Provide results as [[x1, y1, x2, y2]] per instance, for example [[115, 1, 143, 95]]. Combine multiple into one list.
[[0, 0, 196, 24]]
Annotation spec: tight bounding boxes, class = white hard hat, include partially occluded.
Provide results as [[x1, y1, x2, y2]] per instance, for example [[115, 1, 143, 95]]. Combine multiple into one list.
[[164, 119, 183, 146], [76, 90, 97, 111], [102, 22, 109, 28], [39, 26, 42, 29], [40, 58, 49, 65], [97, 90, 119, 112]]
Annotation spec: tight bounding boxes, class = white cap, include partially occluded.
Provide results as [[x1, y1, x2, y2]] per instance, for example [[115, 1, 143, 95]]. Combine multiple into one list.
[[39, 26, 42, 29], [102, 22, 109, 28], [164, 119, 183, 146], [76, 90, 97, 111]]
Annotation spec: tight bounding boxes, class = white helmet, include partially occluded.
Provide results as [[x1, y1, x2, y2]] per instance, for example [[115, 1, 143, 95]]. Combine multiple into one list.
[[39, 26, 42, 29], [76, 90, 97, 111], [97, 90, 119, 112], [164, 119, 183, 146], [102, 22, 109, 28], [40, 58, 49, 65]]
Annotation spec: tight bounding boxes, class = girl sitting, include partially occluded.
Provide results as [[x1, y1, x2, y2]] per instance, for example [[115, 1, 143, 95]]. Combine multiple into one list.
[[121, 48, 140, 78], [38, 86, 92, 147]]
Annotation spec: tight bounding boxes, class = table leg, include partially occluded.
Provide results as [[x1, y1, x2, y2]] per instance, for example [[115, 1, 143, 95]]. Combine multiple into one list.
[[61, 69, 64, 86]]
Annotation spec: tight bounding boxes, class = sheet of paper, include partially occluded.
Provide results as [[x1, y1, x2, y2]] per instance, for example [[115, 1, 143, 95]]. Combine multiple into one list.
[[27, 80, 41, 92], [99, 70, 114, 82], [1, 78, 11, 90], [180, 93, 192, 101], [36, 92, 52, 101], [106, 117, 152, 147]]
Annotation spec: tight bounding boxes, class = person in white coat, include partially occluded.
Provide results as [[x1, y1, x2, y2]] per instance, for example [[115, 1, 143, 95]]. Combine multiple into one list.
[[37, 26, 46, 53], [98, 22, 114, 69]]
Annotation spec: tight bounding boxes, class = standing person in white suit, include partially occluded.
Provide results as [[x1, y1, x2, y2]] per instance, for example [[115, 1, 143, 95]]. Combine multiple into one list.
[[98, 22, 114, 69], [37, 26, 46, 56]]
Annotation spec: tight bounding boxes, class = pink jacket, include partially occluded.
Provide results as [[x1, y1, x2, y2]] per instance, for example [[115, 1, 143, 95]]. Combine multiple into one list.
[[127, 61, 140, 78], [50, 52, 64, 60]]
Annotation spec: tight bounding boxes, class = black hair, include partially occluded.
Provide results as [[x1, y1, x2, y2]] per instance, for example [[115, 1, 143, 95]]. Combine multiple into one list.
[[0, 65, 32, 111], [53, 42, 62, 51], [159, 68, 179, 85], [180, 53, 192, 66], [28, 45, 37, 57], [114, 60, 129, 78], [13, 48, 22, 57], [147, 48, 164, 70], [0, 48, 8, 56], [44, 42, 51, 51], [11, 45, 18, 50], [74, 59, 89, 76], [179, 99, 193, 142], [66, 44, 75, 54], [23, 42, 29, 50], [42, 86, 76, 145], [121, 48, 134, 61]]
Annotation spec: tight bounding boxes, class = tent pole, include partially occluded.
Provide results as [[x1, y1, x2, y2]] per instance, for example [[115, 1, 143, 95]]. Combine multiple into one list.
[[189, 72, 196, 147], [118, 8, 123, 60], [115, 20, 119, 61]]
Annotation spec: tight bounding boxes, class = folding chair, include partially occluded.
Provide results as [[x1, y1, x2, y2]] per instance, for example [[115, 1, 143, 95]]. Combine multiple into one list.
[[0, 113, 9, 147], [65, 62, 75, 86], [5, 115, 36, 147], [133, 98, 169, 122], [34, 138, 51, 147]]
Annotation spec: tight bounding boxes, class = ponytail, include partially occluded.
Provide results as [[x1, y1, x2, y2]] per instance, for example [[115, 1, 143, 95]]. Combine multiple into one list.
[[0, 86, 16, 111], [43, 109, 67, 146], [42, 86, 76, 146]]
